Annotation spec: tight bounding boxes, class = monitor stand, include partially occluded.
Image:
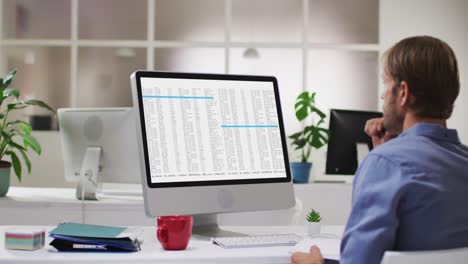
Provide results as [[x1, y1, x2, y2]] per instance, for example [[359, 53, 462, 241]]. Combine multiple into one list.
[[192, 214, 248, 240], [76, 146, 102, 201]]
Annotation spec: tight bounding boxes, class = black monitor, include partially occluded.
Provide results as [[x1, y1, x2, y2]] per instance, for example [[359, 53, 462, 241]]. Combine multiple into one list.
[[325, 109, 383, 175]]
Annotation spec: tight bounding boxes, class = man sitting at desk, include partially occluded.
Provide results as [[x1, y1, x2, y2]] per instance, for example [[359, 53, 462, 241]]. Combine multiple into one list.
[[292, 35, 468, 264]]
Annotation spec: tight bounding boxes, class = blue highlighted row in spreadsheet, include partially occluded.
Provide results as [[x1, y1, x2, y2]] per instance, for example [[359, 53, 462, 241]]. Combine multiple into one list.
[[143, 95, 214, 99], [221, 125, 279, 128]]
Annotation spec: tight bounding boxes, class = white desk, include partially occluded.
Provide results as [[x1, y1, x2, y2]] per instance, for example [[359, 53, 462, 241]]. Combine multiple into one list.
[[0, 225, 344, 264]]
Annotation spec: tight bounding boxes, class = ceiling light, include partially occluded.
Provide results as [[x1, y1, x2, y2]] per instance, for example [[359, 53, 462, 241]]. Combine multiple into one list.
[[243, 47, 260, 59], [116, 47, 136, 58]]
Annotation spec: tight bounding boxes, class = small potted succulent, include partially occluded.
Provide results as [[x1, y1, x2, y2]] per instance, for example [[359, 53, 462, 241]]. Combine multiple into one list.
[[306, 208, 322, 236], [289, 91, 330, 183], [0, 69, 54, 197]]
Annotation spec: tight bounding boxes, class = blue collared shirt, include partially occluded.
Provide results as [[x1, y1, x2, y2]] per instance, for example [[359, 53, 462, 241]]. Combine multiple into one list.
[[340, 123, 468, 264]]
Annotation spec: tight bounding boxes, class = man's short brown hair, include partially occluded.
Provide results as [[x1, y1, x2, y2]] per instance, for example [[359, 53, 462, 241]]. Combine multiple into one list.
[[384, 36, 460, 119]]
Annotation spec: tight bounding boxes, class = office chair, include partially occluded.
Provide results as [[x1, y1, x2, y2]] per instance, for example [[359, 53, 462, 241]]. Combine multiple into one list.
[[381, 247, 468, 264]]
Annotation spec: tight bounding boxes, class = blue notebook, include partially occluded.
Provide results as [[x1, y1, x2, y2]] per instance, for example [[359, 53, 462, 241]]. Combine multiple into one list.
[[50, 223, 127, 238], [49, 223, 142, 252]]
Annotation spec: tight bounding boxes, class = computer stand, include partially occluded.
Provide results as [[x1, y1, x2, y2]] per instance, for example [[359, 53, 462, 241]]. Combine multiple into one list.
[[75, 146, 102, 201], [192, 214, 248, 240]]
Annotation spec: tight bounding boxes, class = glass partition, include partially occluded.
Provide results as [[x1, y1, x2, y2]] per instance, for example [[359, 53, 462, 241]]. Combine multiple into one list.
[[79, 0, 147, 40], [77, 47, 146, 107], [2, 0, 71, 39]]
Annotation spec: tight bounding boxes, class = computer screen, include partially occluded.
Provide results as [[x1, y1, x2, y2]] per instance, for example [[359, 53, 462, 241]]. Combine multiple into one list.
[[58, 108, 141, 200], [325, 109, 383, 175], [131, 71, 295, 237]]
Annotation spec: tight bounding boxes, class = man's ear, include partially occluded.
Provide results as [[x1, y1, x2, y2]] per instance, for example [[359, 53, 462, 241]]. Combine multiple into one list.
[[398, 81, 412, 107]]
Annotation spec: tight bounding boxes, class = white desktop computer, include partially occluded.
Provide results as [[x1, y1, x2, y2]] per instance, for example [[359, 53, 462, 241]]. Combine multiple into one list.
[[58, 108, 141, 200], [130, 71, 295, 237]]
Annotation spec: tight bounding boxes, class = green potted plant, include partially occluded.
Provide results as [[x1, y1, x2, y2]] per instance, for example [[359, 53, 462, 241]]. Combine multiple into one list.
[[0, 69, 54, 197], [289, 91, 330, 183], [306, 208, 322, 235]]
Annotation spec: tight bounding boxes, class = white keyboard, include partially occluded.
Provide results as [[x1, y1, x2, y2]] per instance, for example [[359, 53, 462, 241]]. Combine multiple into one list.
[[211, 234, 302, 249]]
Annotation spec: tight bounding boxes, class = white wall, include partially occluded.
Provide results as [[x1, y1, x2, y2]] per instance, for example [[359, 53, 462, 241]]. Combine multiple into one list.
[[380, 0, 468, 142]]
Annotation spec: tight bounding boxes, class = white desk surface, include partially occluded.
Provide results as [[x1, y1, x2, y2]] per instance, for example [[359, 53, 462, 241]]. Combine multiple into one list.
[[0, 225, 344, 264]]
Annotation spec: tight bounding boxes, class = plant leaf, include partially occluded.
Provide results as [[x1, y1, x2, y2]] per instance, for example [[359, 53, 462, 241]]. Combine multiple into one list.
[[310, 92, 316, 101], [6, 120, 30, 129], [306, 209, 322, 222], [0, 131, 12, 144], [293, 138, 307, 150], [294, 92, 313, 121], [294, 91, 319, 122], [311, 106, 326, 119], [295, 107, 308, 121], [9, 141, 27, 151], [20, 123, 32, 134], [7, 150, 21, 181], [288, 131, 302, 140], [23, 134, 41, 154], [17, 148, 31, 174], [3, 88, 20, 99], [7, 101, 28, 110], [8, 142, 30, 174], [24, 99, 55, 113], [304, 125, 330, 149], [311, 129, 329, 148], [3, 69, 16, 85], [0, 69, 16, 90], [0, 130, 14, 156]]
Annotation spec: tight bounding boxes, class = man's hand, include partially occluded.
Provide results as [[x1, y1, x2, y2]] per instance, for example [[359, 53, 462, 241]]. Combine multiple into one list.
[[364, 118, 397, 147], [291, 245, 324, 264]]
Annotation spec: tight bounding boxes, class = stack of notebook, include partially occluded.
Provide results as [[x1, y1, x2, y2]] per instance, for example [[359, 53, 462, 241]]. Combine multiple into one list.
[[49, 222, 142, 252]]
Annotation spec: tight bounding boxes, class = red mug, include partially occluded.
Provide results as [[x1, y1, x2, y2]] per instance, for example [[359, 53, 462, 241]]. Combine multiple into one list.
[[157, 215, 193, 250]]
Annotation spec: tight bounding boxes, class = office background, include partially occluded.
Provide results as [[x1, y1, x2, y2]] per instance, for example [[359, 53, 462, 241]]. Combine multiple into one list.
[[0, 0, 466, 207]]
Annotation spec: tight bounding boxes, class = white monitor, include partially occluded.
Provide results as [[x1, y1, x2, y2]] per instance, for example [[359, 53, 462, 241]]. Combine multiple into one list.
[[130, 71, 295, 237], [58, 108, 141, 200]]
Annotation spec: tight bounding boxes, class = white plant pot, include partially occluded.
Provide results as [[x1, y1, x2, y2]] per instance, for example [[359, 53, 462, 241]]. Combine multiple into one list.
[[306, 222, 321, 236]]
